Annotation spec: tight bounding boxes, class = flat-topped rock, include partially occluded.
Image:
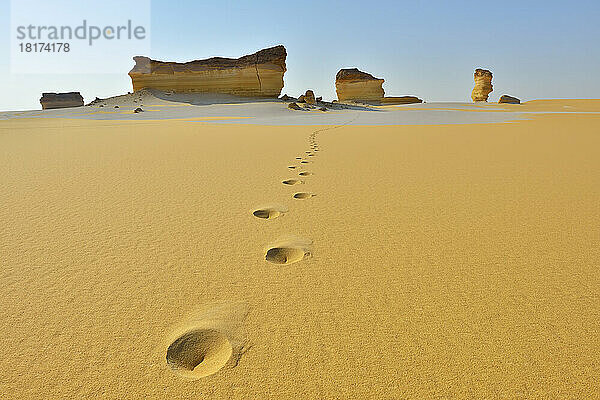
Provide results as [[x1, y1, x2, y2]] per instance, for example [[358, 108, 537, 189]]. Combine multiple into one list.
[[471, 68, 493, 102], [128, 45, 287, 97], [380, 96, 423, 105], [498, 95, 520, 104], [40, 92, 84, 110], [335, 68, 385, 101]]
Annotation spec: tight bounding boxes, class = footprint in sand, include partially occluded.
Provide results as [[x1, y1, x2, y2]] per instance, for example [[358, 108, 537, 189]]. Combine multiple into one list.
[[295, 157, 302, 160], [293, 192, 315, 200], [264, 237, 312, 265], [288, 165, 297, 169], [300, 160, 309, 164], [298, 171, 313, 176], [166, 329, 233, 379], [282, 179, 304, 186], [252, 205, 287, 219]]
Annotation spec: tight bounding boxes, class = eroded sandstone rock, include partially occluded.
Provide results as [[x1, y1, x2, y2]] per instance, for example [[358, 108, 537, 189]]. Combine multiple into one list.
[[128, 45, 287, 97], [335, 68, 385, 101], [380, 96, 423, 105], [498, 95, 520, 104], [40, 92, 84, 110], [280, 94, 297, 102], [471, 69, 493, 102], [304, 90, 316, 105]]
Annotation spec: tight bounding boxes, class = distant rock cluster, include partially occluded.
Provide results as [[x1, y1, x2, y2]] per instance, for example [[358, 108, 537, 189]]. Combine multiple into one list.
[[40, 92, 84, 110], [38, 45, 526, 109]]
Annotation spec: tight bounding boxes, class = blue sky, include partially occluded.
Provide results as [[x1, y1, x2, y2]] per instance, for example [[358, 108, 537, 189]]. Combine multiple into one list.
[[1, 0, 599, 110]]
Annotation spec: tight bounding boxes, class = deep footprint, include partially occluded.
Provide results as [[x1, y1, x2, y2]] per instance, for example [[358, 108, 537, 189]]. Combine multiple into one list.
[[253, 205, 287, 219], [293, 192, 315, 199], [166, 329, 232, 379], [265, 246, 309, 265], [282, 179, 304, 185], [298, 172, 313, 176]]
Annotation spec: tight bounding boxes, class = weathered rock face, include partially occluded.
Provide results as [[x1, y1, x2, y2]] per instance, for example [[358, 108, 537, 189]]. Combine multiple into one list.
[[498, 95, 520, 104], [128, 45, 287, 97], [40, 92, 84, 110], [304, 90, 316, 105], [335, 68, 385, 101], [471, 69, 493, 102]]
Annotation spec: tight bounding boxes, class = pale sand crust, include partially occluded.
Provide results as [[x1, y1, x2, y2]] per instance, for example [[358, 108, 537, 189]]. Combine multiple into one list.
[[1, 104, 599, 398]]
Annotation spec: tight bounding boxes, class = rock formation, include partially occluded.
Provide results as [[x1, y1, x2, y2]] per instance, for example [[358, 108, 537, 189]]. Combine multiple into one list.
[[380, 96, 423, 105], [335, 68, 385, 102], [128, 45, 287, 97], [471, 69, 493, 102], [288, 102, 301, 110], [304, 90, 316, 105], [280, 94, 297, 102], [40, 92, 84, 110], [498, 95, 520, 104], [335, 68, 422, 104]]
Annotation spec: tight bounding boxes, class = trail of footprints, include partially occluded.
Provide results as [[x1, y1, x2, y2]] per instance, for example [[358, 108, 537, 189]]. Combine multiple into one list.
[[166, 121, 357, 379], [253, 128, 322, 265]]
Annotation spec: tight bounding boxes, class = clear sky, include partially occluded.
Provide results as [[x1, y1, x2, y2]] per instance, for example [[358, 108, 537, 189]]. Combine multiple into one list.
[[1, 0, 599, 110]]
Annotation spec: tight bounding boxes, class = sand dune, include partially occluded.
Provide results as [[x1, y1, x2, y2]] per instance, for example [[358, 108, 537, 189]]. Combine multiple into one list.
[[1, 100, 599, 398]]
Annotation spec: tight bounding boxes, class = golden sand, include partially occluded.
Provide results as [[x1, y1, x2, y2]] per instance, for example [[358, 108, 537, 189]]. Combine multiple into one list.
[[1, 104, 599, 398]]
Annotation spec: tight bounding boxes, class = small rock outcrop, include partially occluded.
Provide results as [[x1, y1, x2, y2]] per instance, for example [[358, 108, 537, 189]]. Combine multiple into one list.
[[288, 102, 302, 110], [86, 96, 104, 106], [380, 96, 423, 105], [134, 107, 144, 113], [40, 92, 84, 110], [128, 45, 287, 97], [280, 94, 297, 102], [304, 90, 316, 105], [335, 68, 384, 102], [471, 69, 493, 102], [498, 95, 520, 104]]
